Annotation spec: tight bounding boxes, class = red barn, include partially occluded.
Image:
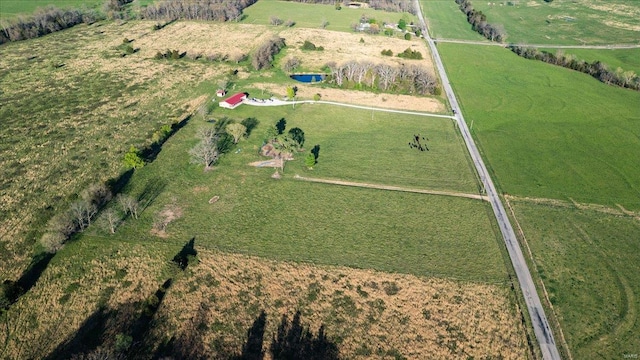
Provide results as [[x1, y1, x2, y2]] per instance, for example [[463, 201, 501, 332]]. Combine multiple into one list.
[[219, 92, 247, 109]]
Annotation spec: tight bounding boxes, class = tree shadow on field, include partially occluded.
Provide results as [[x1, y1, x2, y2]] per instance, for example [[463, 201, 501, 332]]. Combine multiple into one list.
[[172, 237, 198, 270], [141, 114, 192, 163], [270, 311, 339, 360], [2, 252, 55, 308], [233, 310, 339, 360], [137, 177, 167, 211], [46, 239, 199, 359]]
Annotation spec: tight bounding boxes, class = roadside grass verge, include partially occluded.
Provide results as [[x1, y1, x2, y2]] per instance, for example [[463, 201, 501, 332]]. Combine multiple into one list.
[[472, 0, 640, 45], [419, 0, 488, 41], [241, 0, 417, 32], [510, 200, 640, 359], [105, 103, 504, 282], [438, 43, 640, 210]]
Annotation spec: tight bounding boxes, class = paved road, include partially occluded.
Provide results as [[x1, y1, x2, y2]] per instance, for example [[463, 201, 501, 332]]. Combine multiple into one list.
[[414, 1, 562, 359]]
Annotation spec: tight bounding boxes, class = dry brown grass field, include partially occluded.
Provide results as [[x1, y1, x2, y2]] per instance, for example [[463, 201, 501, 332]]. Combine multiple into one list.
[[0, 240, 526, 359]]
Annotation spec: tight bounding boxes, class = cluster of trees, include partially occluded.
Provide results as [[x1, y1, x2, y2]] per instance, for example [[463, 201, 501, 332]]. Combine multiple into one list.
[[381, 49, 394, 56], [40, 184, 113, 253], [397, 47, 422, 59], [140, 0, 257, 21], [0, 7, 95, 44], [325, 60, 438, 94], [252, 36, 286, 70], [270, 16, 295, 27], [189, 117, 258, 170], [509, 46, 640, 91], [454, 0, 506, 42], [263, 118, 311, 172], [154, 49, 187, 60]]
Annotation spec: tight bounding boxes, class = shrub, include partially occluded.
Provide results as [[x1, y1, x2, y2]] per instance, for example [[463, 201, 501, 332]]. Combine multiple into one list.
[[123, 146, 145, 169], [301, 40, 317, 50], [397, 47, 422, 60], [404, 33, 411, 40]]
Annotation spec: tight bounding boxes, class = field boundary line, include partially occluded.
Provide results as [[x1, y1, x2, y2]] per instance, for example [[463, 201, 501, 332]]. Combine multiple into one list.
[[504, 197, 573, 360], [293, 175, 488, 201]]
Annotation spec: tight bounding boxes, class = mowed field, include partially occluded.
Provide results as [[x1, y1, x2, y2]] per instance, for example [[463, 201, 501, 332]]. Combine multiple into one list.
[[0, 18, 438, 279], [241, 0, 417, 32], [419, 0, 488, 41], [509, 200, 640, 359], [0, 0, 103, 17], [438, 43, 640, 358], [473, 0, 640, 45], [439, 43, 640, 210], [539, 47, 640, 75], [102, 104, 502, 281]]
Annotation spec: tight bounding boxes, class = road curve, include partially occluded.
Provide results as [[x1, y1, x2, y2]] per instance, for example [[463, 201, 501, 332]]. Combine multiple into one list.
[[414, 1, 562, 359]]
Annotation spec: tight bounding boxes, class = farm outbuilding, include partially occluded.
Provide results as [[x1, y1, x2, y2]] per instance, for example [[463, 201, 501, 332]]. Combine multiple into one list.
[[219, 92, 247, 109]]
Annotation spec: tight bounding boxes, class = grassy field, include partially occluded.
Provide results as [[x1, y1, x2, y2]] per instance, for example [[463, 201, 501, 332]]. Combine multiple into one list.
[[473, 0, 640, 45], [241, 0, 416, 32], [509, 200, 640, 359], [0, 18, 440, 280], [0, 20, 230, 278], [540, 47, 640, 75], [0, 0, 103, 17], [420, 0, 488, 41], [101, 103, 505, 282], [438, 43, 640, 210], [0, 239, 526, 359]]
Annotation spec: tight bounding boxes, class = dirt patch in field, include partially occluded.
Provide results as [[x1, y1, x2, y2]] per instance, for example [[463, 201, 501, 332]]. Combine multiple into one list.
[[252, 82, 445, 112], [601, 20, 640, 32]]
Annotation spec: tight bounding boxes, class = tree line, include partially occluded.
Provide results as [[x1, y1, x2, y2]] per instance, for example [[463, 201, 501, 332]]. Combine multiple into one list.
[[0, 7, 96, 44], [140, 0, 257, 21], [508, 45, 640, 91], [325, 60, 438, 95], [454, 0, 506, 42], [252, 36, 286, 70]]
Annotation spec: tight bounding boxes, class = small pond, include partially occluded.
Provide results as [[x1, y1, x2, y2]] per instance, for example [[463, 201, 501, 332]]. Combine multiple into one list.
[[290, 74, 325, 83]]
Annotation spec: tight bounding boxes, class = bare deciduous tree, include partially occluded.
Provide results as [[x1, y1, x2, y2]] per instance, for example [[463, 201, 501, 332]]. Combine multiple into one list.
[[283, 57, 301, 72], [117, 194, 140, 219], [100, 208, 121, 234]]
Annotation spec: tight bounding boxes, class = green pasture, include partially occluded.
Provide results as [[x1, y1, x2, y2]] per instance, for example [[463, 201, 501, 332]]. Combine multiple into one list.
[[511, 201, 640, 359], [540, 47, 640, 76], [419, 0, 487, 41], [241, 0, 416, 32], [473, 0, 640, 45], [439, 43, 640, 210], [99, 104, 507, 283], [0, 0, 103, 18]]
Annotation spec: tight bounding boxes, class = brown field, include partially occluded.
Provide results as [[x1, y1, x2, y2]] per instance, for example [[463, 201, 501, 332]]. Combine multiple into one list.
[[0, 242, 527, 359]]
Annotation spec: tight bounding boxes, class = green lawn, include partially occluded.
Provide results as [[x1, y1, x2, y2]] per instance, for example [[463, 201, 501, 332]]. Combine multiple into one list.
[[439, 43, 640, 210], [419, 0, 487, 41], [473, 0, 640, 45], [511, 201, 640, 359], [241, 0, 416, 32], [540, 47, 640, 76], [98, 103, 507, 283]]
